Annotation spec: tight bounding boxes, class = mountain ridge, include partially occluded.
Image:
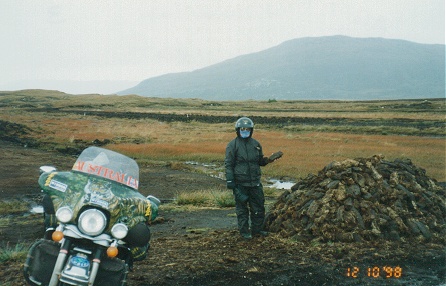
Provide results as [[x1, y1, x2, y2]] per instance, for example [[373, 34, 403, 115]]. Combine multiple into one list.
[[117, 36, 445, 100]]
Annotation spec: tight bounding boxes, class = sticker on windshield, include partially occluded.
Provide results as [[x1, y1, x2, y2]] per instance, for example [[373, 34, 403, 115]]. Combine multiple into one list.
[[48, 179, 68, 192], [73, 160, 139, 189]]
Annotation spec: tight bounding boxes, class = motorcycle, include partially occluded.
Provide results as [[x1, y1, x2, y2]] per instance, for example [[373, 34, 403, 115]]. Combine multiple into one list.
[[24, 146, 160, 286]]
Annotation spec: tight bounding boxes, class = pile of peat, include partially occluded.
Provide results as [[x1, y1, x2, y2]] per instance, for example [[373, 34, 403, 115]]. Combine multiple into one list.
[[265, 155, 446, 243]]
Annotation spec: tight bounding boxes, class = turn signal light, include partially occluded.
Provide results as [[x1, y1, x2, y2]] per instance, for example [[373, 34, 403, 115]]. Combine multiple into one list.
[[52, 230, 64, 242], [107, 246, 118, 258]]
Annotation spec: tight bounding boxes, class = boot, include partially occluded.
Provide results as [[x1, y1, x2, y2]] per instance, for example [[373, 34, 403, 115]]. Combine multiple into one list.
[[241, 233, 252, 240], [253, 231, 268, 237]]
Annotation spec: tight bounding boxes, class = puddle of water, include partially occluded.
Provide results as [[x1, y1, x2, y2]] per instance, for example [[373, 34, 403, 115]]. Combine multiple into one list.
[[185, 161, 217, 168], [186, 161, 295, 189], [265, 179, 295, 190], [31, 206, 44, 214], [185, 161, 225, 180]]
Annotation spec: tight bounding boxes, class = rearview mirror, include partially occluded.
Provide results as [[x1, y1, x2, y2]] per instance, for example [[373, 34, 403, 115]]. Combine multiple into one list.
[[40, 166, 57, 174]]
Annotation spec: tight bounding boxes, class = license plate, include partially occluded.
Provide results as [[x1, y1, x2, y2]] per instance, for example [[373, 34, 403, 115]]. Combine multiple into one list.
[[71, 256, 90, 268]]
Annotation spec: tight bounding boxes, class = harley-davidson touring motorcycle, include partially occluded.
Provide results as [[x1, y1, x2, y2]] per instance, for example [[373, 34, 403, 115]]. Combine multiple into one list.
[[24, 146, 160, 286]]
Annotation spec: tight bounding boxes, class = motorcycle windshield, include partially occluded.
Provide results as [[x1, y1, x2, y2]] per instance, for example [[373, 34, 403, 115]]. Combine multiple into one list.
[[71, 146, 139, 190]]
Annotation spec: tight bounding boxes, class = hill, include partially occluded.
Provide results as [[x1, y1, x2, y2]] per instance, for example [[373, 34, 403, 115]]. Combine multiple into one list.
[[117, 36, 445, 100]]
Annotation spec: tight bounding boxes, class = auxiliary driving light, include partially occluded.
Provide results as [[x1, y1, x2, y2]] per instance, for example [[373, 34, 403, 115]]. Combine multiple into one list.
[[55, 206, 74, 223], [111, 223, 128, 239]]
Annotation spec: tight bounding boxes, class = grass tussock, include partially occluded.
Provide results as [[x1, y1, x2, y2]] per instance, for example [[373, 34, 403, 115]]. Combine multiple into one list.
[[263, 187, 284, 198], [0, 242, 30, 263], [174, 188, 282, 208], [0, 200, 30, 215], [175, 190, 235, 208]]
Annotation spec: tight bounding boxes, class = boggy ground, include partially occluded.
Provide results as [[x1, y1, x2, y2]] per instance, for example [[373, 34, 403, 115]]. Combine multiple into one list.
[[0, 141, 444, 286]]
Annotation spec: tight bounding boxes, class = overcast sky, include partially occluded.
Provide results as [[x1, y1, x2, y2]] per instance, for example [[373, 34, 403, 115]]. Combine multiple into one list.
[[1, 0, 444, 94]]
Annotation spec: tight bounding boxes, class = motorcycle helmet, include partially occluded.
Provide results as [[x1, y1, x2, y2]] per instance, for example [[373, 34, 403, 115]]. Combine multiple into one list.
[[235, 117, 254, 138]]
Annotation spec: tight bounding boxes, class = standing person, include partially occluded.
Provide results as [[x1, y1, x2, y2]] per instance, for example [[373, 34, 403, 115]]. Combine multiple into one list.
[[225, 117, 282, 240]]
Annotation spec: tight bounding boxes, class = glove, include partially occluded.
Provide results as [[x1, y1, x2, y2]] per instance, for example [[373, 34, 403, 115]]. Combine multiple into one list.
[[233, 186, 249, 203], [227, 180, 235, 189], [268, 151, 283, 163]]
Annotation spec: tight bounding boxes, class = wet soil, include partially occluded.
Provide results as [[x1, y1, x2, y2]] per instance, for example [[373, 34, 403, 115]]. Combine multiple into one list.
[[0, 141, 444, 286]]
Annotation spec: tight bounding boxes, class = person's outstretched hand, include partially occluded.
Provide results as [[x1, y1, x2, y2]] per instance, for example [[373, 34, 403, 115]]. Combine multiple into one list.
[[268, 151, 283, 163]]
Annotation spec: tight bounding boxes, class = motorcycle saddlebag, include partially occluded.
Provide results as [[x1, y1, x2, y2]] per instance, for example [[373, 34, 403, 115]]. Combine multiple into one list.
[[95, 256, 127, 286], [24, 239, 60, 286]]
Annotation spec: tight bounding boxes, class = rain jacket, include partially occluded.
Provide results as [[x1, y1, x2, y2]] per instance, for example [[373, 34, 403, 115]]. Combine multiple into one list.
[[225, 137, 269, 187]]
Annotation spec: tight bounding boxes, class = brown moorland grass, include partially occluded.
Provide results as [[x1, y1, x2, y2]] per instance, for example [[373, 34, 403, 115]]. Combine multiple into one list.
[[1, 92, 444, 181], [111, 130, 445, 181]]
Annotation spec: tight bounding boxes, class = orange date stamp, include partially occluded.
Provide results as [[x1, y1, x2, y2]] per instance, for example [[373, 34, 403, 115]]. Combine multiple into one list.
[[346, 266, 403, 278]]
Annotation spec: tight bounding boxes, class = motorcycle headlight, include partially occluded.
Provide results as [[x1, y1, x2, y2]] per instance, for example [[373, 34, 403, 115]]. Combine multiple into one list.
[[56, 206, 73, 223], [78, 209, 107, 236], [111, 223, 128, 239]]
